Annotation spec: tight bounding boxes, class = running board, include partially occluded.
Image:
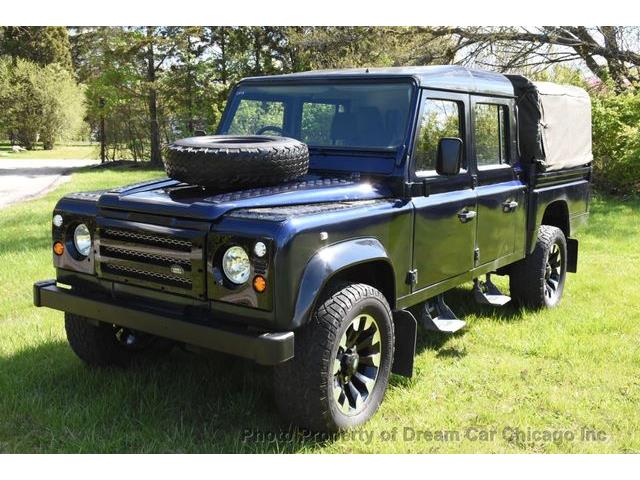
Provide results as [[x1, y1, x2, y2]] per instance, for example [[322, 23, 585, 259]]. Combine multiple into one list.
[[473, 274, 511, 306], [419, 295, 466, 333]]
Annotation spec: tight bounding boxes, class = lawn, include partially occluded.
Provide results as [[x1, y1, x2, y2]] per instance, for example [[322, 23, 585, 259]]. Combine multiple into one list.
[[0, 166, 638, 453], [0, 142, 99, 160]]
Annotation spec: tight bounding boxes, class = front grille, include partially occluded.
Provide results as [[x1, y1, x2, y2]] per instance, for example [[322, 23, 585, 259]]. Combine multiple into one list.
[[101, 263, 192, 289], [102, 229, 192, 251], [96, 223, 203, 297]]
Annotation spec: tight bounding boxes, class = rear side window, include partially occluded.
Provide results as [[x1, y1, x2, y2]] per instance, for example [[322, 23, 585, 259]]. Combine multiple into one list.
[[474, 103, 508, 166], [414, 99, 463, 173], [227, 99, 285, 135]]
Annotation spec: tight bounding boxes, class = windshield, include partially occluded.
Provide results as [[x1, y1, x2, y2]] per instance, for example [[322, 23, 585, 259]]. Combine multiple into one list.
[[220, 82, 414, 150]]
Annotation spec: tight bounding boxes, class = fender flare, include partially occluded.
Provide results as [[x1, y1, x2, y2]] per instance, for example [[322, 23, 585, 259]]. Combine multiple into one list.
[[291, 238, 394, 329]]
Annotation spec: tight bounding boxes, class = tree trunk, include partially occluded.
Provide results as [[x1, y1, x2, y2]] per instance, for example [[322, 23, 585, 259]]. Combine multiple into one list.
[[146, 27, 162, 166]]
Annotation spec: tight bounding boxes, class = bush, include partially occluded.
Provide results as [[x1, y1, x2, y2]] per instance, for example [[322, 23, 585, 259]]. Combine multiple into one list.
[[591, 88, 640, 195], [0, 57, 85, 149]]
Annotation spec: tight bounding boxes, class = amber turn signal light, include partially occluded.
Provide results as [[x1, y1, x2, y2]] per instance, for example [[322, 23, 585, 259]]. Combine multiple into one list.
[[253, 275, 267, 293], [53, 241, 64, 256]]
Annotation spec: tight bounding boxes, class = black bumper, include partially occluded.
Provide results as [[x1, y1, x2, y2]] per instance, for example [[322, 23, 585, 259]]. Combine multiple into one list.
[[33, 280, 294, 365]]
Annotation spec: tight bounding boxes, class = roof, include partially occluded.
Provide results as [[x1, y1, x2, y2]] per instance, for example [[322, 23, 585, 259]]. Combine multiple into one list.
[[240, 65, 515, 97]]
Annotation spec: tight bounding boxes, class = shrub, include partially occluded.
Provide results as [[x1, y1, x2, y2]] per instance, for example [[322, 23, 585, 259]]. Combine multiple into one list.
[[0, 57, 85, 149], [591, 88, 640, 195]]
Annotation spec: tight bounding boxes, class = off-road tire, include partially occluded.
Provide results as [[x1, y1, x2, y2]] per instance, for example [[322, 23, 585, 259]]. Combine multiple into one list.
[[163, 135, 309, 189], [273, 282, 394, 432], [509, 225, 568, 309], [65, 314, 146, 367]]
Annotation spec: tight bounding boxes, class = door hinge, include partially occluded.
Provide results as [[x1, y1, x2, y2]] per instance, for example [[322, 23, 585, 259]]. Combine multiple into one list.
[[474, 248, 480, 266], [471, 174, 478, 189], [406, 269, 418, 286]]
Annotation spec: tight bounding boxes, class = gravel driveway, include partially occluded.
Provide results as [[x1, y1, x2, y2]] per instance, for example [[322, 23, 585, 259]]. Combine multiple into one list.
[[0, 159, 100, 209]]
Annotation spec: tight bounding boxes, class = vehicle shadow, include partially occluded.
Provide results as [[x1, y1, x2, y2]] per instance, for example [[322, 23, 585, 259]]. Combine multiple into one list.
[[0, 339, 339, 453], [388, 283, 528, 388]]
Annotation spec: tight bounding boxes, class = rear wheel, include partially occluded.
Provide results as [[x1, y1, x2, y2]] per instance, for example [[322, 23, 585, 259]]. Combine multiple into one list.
[[65, 314, 166, 367], [273, 283, 394, 432], [510, 225, 567, 309]]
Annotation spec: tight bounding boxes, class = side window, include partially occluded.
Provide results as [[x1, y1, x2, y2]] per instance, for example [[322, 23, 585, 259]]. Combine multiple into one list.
[[301, 102, 339, 145], [474, 103, 508, 166], [414, 99, 462, 173], [227, 99, 284, 135]]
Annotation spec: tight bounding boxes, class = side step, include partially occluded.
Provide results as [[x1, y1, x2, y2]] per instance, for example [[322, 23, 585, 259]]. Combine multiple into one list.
[[473, 274, 511, 306], [419, 295, 466, 333]]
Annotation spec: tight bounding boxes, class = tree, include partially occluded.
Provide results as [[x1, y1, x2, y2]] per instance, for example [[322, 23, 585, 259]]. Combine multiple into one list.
[[0, 57, 85, 149], [1, 27, 74, 71], [425, 27, 640, 92]]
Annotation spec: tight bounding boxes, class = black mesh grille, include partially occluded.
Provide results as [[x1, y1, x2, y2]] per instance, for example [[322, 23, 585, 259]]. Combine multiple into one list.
[[102, 228, 192, 251], [102, 263, 192, 288], [97, 225, 199, 295]]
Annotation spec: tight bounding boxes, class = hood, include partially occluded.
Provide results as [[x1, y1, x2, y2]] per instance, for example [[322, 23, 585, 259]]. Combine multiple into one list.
[[97, 174, 392, 221]]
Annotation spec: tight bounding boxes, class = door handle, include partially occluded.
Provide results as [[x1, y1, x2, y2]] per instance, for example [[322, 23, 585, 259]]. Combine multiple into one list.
[[502, 200, 518, 212], [458, 209, 477, 223]]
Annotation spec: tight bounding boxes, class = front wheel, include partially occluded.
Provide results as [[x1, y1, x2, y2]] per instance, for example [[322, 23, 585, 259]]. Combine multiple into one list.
[[509, 225, 568, 309], [273, 283, 395, 432]]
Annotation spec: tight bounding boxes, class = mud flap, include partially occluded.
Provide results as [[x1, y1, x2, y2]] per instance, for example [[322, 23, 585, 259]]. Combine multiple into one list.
[[391, 309, 417, 378], [567, 238, 578, 273]]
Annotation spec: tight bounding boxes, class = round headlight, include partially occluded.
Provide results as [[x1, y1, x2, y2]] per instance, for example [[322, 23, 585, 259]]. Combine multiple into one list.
[[52, 214, 63, 227], [222, 246, 250, 285], [73, 223, 92, 257]]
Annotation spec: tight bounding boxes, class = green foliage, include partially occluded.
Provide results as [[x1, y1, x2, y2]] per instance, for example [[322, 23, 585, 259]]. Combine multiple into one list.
[[415, 100, 460, 171], [591, 87, 640, 194], [474, 104, 506, 166], [227, 99, 285, 136], [0, 57, 85, 150], [1, 27, 73, 72]]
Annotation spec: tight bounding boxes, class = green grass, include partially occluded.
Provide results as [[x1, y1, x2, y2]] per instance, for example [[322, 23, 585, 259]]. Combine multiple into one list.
[[0, 142, 99, 160], [0, 166, 639, 453]]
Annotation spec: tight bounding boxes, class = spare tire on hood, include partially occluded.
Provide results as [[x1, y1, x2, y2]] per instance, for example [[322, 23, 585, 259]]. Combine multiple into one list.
[[163, 135, 309, 189]]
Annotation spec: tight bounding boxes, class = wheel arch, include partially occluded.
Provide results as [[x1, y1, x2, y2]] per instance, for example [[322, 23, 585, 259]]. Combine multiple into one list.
[[291, 238, 396, 329], [541, 200, 570, 238]]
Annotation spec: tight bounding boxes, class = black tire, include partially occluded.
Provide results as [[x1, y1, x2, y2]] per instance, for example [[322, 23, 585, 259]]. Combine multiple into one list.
[[64, 314, 161, 367], [163, 135, 309, 189], [509, 225, 568, 309], [273, 283, 394, 432]]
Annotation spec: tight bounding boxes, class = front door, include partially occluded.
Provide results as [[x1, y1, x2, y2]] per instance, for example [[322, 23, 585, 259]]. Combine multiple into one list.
[[470, 96, 525, 266], [411, 91, 477, 291]]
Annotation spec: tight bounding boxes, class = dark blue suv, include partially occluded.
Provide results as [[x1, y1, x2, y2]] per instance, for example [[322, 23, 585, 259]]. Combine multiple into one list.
[[34, 66, 592, 431]]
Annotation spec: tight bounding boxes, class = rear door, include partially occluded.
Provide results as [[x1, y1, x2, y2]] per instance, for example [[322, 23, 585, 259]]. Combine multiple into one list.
[[470, 96, 526, 266], [411, 90, 477, 290]]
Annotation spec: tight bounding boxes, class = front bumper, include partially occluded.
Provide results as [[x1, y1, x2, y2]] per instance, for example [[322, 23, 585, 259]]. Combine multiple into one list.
[[33, 279, 294, 365]]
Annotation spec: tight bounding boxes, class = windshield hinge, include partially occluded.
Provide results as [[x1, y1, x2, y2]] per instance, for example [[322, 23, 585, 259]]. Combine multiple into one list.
[[404, 180, 430, 198]]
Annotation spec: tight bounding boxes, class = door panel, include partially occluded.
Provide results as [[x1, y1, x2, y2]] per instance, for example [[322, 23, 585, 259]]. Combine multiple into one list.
[[470, 96, 524, 266], [411, 90, 477, 290], [413, 189, 477, 288], [476, 176, 525, 265]]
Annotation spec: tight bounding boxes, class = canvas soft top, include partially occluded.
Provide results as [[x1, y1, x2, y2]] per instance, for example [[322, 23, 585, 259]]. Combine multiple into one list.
[[507, 75, 593, 172]]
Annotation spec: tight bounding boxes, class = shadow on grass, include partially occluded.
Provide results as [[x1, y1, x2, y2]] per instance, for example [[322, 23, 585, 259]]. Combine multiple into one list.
[[0, 341, 336, 453]]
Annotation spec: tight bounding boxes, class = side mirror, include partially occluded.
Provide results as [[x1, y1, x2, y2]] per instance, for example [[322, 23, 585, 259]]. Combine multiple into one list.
[[193, 129, 207, 137], [436, 137, 463, 176]]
